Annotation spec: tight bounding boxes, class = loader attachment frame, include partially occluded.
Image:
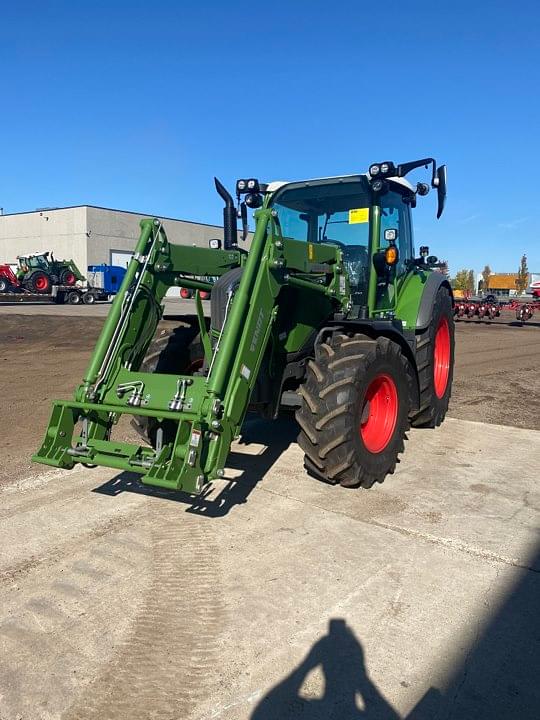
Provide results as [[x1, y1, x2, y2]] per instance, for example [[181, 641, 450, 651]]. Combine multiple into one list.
[[33, 213, 348, 494]]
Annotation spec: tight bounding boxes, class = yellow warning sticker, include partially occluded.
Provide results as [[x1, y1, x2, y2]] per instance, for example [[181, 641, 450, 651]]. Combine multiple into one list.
[[349, 207, 369, 224], [308, 243, 315, 260]]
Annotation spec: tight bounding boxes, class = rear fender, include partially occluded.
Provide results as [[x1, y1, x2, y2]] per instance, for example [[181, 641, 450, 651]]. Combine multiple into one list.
[[416, 274, 454, 330]]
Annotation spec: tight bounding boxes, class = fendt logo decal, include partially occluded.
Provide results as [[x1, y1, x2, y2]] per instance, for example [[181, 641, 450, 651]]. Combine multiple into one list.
[[250, 308, 265, 353]]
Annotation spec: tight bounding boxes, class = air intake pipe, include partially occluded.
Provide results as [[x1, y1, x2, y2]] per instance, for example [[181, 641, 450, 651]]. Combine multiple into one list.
[[214, 177, 237, 250]]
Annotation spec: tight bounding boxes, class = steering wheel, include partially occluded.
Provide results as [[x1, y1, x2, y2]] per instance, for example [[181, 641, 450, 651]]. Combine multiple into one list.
[[343, 245, 368, 262]]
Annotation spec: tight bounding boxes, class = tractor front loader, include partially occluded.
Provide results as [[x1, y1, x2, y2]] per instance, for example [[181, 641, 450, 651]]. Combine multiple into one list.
[[34, 159, 454, 494]]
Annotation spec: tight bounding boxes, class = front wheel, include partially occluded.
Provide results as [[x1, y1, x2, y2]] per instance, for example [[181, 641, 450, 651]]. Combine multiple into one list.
[[60, 269, 76, 285], [410, 286, 455, 428], [296, 334, 412, 489]]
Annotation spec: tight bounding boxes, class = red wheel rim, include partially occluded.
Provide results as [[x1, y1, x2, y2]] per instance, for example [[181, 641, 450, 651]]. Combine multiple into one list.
[[359, 374, 398, 453], [434, 316, 450, 398], [35, 276, 48, 291], [180, 288, 190, 299], [65, 272, 76, 285]]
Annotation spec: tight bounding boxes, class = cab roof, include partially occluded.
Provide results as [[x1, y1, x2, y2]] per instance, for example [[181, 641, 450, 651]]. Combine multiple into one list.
[[266, 174, 414, 195]]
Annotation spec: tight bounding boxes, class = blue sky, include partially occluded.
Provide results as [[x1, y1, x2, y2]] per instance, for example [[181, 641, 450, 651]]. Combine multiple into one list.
[[1, 0, 539, 275]]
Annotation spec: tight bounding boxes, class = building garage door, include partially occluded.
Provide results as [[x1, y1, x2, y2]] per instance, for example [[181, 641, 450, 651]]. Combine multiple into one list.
[[110, 250, 133, 269]]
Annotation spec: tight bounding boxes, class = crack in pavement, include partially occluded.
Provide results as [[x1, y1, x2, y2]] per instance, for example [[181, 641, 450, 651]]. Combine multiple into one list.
[[259, 487, 540, 574]]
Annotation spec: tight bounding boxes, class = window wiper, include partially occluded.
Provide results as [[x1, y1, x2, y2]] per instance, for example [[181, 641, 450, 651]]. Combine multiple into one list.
[[321, 212, 332, 242]]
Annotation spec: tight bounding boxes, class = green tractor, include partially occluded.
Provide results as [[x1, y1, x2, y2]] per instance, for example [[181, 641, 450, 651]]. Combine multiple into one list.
[[16, 251, 85, 293], [33, 158, 453, 493]]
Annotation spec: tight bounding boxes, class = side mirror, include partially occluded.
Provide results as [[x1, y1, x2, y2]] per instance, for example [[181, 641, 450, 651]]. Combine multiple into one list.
[[372, 251, 388, 276], [434, 165, 447, 219]]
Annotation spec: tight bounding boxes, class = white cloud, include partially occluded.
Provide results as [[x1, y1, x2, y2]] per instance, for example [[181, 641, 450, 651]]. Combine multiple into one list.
[[459, 214, 481, 224], [498, 217, 529, 230]]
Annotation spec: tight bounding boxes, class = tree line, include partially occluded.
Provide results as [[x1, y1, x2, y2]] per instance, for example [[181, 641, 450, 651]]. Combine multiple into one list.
[[450, 254, 529, 295]]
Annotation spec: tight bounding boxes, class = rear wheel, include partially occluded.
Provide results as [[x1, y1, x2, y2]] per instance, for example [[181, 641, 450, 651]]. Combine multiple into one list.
[[410, 286, 454, 428], [25, 271, 51, 293], [82, 292, 96, 304], [296, 334, 412, 489], [67, 290, 81, 304]]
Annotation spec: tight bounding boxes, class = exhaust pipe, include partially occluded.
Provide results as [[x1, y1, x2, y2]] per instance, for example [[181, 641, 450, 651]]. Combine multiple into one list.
[[214, 177, 237, 250]]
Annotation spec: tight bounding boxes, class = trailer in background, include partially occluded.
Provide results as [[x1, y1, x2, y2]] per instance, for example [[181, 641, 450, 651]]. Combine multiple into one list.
[[87, 265, 127, 299], [0, 285, 100, 304]]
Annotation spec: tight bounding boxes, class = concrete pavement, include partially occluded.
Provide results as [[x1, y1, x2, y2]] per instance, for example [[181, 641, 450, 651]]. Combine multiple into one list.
[[0, 417, 538, 719]]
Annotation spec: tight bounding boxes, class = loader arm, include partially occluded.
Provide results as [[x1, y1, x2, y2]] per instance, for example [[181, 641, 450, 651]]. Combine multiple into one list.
[[33, 213, 348, 494], [65, 260, 86, 282]]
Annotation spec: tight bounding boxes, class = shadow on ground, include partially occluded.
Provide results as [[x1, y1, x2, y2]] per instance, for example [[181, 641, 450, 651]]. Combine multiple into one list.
[[93, 415, 298, 517], [407, 542, 540, 719], [252, 544, 540, 719], [251, 619, 399, 719]]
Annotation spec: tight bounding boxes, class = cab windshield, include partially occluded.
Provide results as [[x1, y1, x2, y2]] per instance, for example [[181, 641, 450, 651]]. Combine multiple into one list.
[[29, 256, 48, 269], [20, 256, 49, 269], [270, 178, 372, 305]]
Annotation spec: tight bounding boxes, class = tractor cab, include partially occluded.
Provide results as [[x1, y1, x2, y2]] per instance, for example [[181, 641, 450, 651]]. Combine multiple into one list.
[[239, 159, 447, 320], [266, 175, 418, 315], [17, 251, 50, 272]]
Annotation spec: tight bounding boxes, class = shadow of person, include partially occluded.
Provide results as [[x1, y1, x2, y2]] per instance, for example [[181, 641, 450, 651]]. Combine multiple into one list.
[[251, 619, 399, 720]]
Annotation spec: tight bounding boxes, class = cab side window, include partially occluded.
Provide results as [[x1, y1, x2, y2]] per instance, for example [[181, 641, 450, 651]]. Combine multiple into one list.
[[380, 192, 413, 276]]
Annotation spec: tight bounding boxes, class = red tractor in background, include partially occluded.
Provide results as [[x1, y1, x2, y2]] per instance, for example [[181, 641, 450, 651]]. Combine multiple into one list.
[[179, 287, 211, 301], [179, 273, 218, 301], [0, 264, 22, 293]]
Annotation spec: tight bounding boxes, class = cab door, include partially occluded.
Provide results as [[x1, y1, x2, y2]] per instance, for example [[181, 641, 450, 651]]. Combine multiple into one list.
[[376, 190, 414, 311]]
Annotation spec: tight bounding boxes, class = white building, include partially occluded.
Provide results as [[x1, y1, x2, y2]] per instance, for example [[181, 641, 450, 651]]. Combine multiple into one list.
[[0, 205, 233, 274]]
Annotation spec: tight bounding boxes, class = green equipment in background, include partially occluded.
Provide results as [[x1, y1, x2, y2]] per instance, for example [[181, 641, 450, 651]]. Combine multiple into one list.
[[33, 158, 454, 494], [16, 251, 85, 293]]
